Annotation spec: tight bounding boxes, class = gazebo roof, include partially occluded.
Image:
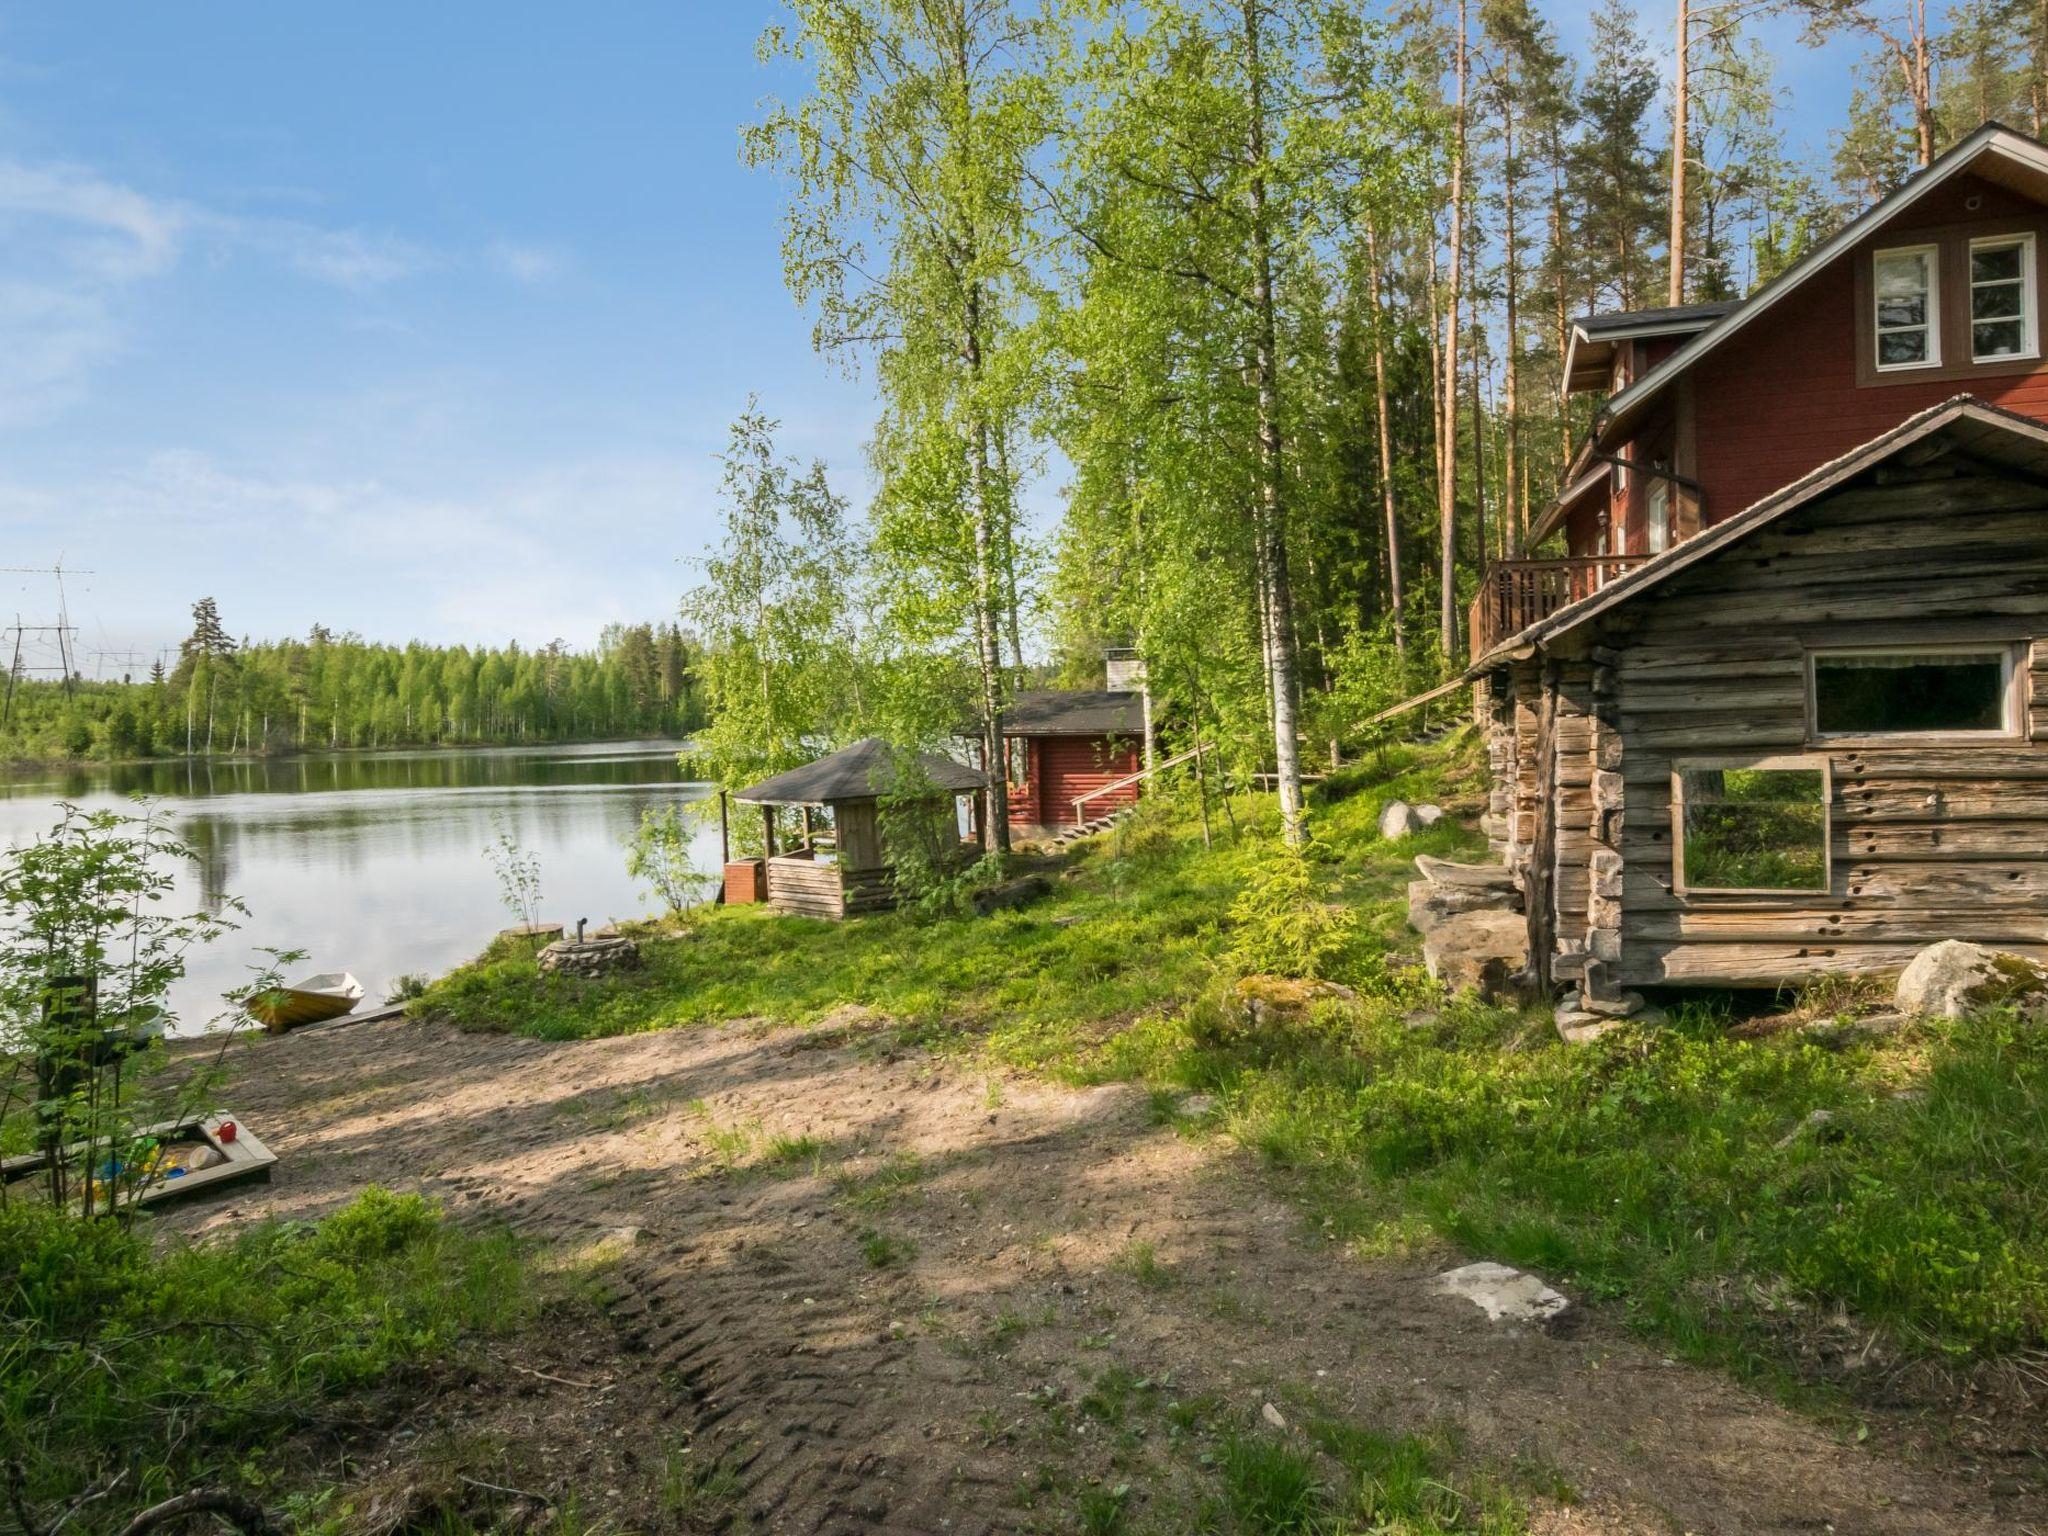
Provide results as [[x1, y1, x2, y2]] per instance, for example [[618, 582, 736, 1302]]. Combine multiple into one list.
[[733, 737, 987, 807]]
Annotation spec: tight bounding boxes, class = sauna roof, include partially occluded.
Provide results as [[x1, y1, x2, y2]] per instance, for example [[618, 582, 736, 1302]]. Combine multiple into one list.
[[1475, 394, 2048, 668], [1002, 690, 1143, 737], [735, 737, 986, 807]]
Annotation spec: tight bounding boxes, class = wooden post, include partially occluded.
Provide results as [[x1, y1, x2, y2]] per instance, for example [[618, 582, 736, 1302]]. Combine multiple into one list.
[[1524, 662, 1559, 993], [762, 803, 776, 858], [801, 804, 813, 849], [719, 790, 730, 866]]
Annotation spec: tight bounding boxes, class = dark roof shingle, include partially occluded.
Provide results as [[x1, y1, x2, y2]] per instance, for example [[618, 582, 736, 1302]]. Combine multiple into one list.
[[1002, 690, 1142, 737], [735, 737, 986, 806]]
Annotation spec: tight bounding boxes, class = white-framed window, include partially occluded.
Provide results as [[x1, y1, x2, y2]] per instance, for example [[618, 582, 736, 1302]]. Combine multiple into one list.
[[1970, 233, 2038, 362], [1873, 244, 1940, 370], [1806, 644, 2021, 740], [1645, 469, 1672, 555], [1005, 735, 1029, 786], [1673, 756, 1832, 897]]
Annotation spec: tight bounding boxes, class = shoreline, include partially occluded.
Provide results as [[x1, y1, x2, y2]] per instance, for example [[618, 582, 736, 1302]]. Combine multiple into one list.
[[0, 735, 694, 779]]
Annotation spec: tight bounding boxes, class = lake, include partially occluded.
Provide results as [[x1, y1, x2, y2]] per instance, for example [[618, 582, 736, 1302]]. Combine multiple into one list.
[[0, 742, 720, 1035]]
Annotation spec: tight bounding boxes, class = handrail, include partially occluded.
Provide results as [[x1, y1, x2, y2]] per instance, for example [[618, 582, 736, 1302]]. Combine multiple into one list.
[[1469, 553, 1649, 660], [1071, 743, 1206, 824]]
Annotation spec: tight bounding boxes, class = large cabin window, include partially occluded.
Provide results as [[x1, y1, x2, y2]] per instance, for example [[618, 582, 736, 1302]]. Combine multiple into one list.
[[1873, 244, 1940, 370], [1970, 234, 2037, 361], [1674, 759, 1831, 896], [1808, 646, 2017, 738]]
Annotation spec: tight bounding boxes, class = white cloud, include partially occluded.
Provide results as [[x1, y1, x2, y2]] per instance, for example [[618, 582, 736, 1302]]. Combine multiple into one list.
[[487, 241, 567, 285], [0, 446, 715, 651], [0, 155, 439, 424]]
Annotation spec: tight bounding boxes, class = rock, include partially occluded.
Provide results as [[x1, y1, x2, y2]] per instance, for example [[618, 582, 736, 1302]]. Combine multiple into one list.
[[537, 935, 641, 978], [1229, 975, 1358, 1028], [1407, 857, 1522, 936], [1261, 1402, 1288, 1430], [1554, 1010, 1623, 1045], [1421, 909, 1527, 999], [1580, 990, 1645, 1018], [1415, 804, 1447, 828], [1378, 800, 1424, 840], [971, 874, 1051, 917], [1180, 1093, 1217, 1118], [1774, 1108, 1840, 1150], [1432, 1261, 1571, 1327], [1896, 940, 2048, 1019]]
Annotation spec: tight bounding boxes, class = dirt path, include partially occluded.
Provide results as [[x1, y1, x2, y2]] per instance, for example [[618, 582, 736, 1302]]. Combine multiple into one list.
[[165, 1014, 2040, 1535]]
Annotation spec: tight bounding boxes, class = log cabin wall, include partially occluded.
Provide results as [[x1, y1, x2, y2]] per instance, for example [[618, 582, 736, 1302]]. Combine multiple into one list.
[[1576, 457, 2048, 989]]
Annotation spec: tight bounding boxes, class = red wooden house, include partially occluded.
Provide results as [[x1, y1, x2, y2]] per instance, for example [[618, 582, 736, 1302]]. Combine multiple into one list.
[[1473, 120, 2048, 656], [997, 689, 1146, 838], [1460, 122, 2048, 999]]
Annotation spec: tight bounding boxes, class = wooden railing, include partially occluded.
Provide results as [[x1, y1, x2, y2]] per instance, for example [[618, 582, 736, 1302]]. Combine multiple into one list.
[[1468, 555, 1648, 660], [1071, 743, 1206, 825]]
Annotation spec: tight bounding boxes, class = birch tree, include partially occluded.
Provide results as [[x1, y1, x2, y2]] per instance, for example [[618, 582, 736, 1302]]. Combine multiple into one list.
[[746, 0, 1049, 852]]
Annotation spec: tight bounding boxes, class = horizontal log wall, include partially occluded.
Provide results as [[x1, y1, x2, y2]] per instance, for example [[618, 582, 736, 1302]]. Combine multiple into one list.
[[1593, 461, 2048, 988], [767, 856, 850, 920]]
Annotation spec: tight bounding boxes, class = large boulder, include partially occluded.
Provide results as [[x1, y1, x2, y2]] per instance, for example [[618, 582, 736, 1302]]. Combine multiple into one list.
[[1896, 940, 2048, 1019], [1378, 800, 1424, 839], [1422, 908, 1528, 999]]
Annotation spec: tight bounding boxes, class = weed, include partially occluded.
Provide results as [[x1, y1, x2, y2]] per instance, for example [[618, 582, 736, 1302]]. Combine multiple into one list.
[[1115, 1239, 1174, 1288], [835, 1150, 928, 1210], [660, 1446, 741, 1517], [859, 1227, 916, 1267], [1076, 1481, 1130, 1535], [1218, 1432, 1320, 1534]]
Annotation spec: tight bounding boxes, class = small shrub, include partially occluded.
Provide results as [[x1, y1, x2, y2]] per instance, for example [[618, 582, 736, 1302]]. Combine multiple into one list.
[[1226, 837, 1358, 981]]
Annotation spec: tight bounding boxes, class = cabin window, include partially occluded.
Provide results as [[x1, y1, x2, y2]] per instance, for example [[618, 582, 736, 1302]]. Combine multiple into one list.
[[1808, 647, 2016, 738], [1674, 759, 1831, 896], [1645, 475, 1672, 554], [1969, 234, 2037, 362], [1005, 736, 1029, 786], [1873, 245, 1939, 370]]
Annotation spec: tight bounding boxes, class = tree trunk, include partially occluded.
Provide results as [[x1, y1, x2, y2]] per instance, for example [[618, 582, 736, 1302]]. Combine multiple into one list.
[[994, 423, 1027, 679], [1668, 0, 1690, 305], [963, 290, 1012, 855], [1243, 0, 1306, 845], [1438, 0, 1468, 664], [1502, 96, 1523, 553], [1364, 219, 1406, 653]]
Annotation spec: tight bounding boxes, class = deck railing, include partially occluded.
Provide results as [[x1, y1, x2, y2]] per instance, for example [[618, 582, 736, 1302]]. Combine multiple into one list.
[[1468, 555, 1648, 660]]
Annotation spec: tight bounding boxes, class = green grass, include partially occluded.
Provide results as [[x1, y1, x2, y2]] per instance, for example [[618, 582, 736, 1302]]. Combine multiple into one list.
[[1, 1187, 531, 1531], [413, 731, 2048, 1389], [409, 745, 1484, 1070]]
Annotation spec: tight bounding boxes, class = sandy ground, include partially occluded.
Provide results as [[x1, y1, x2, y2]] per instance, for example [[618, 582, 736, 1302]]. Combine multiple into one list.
[[161, 1012, 2045, 1536]]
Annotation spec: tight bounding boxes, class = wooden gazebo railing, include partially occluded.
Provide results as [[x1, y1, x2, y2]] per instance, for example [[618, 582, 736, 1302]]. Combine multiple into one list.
[[1468, 554, 1648, 660]]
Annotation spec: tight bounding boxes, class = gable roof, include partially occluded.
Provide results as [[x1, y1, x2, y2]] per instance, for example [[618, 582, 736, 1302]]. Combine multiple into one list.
[[1562, 300, 1739, 392], [1002, 690, 1142, 737], [735, 737, 986, 806], [1474, 394, 2048, 670], [1592, 122, 2048, 445]]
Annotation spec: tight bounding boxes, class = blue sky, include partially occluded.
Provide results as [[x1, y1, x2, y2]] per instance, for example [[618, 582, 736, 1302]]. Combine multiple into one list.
[[0, 2, 1857, 665]]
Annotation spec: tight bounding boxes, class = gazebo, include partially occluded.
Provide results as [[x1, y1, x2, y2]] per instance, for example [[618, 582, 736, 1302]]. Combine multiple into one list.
[[727, 738, 987, 919]]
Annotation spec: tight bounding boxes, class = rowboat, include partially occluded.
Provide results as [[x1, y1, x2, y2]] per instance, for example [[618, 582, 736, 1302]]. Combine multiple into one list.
[[245, 972, 364, 1033]]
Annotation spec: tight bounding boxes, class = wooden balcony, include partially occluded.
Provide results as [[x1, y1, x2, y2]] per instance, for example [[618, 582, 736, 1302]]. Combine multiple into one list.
[[1468, 555, 1649, 660]]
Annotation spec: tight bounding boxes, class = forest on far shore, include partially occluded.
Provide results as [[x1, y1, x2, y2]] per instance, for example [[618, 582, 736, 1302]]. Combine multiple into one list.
[[0, 598, 708, 763]]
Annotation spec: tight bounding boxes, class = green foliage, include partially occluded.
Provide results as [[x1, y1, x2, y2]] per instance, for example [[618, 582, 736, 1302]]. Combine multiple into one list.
[[625, 805, 715, 915], [682, 404, 857, 792], [484, 819, 544, 938], [0, 606, 702, 765], [1, 1188, 527, 1531], [0, 803, 271, 1212], [1226, 837, 1359, 980]]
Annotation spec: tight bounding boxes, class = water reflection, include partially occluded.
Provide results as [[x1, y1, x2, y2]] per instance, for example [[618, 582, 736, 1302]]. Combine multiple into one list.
[[0, 742, 717, 1034]]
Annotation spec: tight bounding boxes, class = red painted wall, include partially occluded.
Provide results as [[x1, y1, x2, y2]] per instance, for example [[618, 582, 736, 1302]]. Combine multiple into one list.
[[1693, 174, 2048, 521], [1005, 734, 1143, 828], [1569, 173, 2048, 557]]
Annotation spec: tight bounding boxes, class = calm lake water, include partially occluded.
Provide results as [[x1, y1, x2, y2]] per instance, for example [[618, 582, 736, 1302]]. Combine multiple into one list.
[[0, 742, 720, 1035]]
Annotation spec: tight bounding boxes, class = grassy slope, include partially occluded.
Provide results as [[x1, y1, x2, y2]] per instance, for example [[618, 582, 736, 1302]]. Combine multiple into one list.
[[2, 1188, 536, 1532], [418, 732, 2048, 1389]]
